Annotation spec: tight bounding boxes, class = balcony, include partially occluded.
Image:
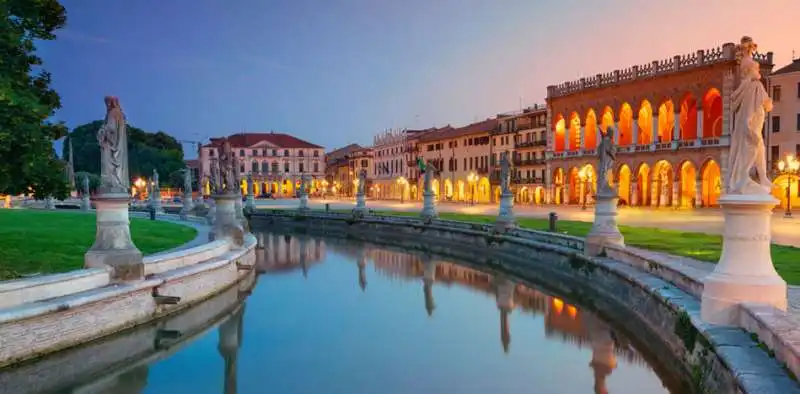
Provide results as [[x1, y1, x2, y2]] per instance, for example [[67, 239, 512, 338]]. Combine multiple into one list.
[[514, 139, 547, 149], [476, 167, 489, 175], [512, 158, 546, 166], [514, 177, 544, 185]]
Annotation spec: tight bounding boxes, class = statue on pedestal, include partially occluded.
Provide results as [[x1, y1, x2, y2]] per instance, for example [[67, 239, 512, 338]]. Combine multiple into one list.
[[597, 128, 617, 196], [357, 170, 367, 195], [499, 151, 511, 194], [82, 175, 90, 197], [97, 96, 128, 194], [422, 160, 438, 193], [218, 141, 236, 194], [727, 35, 773, 195], [183, 168, 192, 194]]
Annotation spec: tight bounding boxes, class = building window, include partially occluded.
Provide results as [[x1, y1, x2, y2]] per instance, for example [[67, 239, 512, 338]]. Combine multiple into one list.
[[272, 149, 277, 156], [299, 163, 304, 173], [251, 161, 258, 173], [771, 146, 780, 163], [797, 113, 800, 131], [240, 165, 245, 173], [773, 116, 781, 133], [271, 162, 279, 173], [284, 162, 290, 173], [361, 159, 368, 168], [298, 150, 304, 157], [797, 82, 800, 99], [773, 85, 782, 102], [252, 149, 258, 156], [239, 150, 245, 157], [313, 150, 319, 157], [284, 149, 290, 157], [209, 149, 215, 157], [262, 149, 268, 156], [262, 162, 269, 173], [314, 163, 319, 172]]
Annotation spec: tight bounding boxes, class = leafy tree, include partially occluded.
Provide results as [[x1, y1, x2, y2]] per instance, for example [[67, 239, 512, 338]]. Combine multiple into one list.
[[65, 121, 186, 187], [74, 171, 100, 193], [0, 0, 70, 199]]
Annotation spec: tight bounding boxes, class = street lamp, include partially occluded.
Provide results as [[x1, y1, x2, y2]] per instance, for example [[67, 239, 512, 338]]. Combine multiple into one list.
[[397, 176, 408, 203], [578, 166, 592, 210], [778, 155, 800, 217], [467, 172, 477, 205]]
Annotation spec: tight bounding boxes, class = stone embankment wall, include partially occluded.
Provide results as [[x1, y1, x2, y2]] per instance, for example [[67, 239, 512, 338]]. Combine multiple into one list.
[[0, 213, 256, 369], [250, 210, 800, 394]]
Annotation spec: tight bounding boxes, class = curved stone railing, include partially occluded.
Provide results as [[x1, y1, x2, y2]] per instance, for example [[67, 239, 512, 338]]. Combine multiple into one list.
[[250, 210, 800, 393], [0, 213, 256, 368]]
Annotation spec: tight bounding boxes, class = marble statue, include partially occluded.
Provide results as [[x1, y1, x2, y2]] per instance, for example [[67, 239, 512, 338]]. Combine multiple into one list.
[[298, 174, 307, 195], [499, 151, 511, 194], [423, 160, 438, 193], [357, 169, 367, 194], [82, 175, 90, 196], [152, 169, 159, 190], [211, 159, 221, 194], [232, 153, 241, 194], [219, 140, 236, 194], [246, 172, 253, 193], [183, 167, 192, 193], [597, 127, 617, 196], [728, 36, 774, 195], [97, 96, 128, 193]]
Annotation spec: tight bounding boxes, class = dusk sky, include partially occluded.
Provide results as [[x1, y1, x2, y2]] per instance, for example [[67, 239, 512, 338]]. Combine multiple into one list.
[[41, 0, 800, 158]]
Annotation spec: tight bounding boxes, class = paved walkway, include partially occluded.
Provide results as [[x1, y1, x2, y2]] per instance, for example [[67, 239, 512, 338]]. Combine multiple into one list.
[[247, 198, 800, 247]]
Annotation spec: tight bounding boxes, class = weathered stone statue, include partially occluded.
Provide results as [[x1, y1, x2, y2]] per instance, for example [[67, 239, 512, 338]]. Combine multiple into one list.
[[218, 140, 236, 194], [97, 96, 128, 194], [298, 174, 307, 196], [499, 151, 511, 194], [584, 126, 623, 257], [700, 36, 786, 326], [85, 96, 143, 280], [597, 128, 617, 196], [423, 161, 436, 193], [727, 36, 773, 195], [82, 175, 90, 196], [211, 159, 222, 194], [357, 169, 367, 195], [180, 167, 194, 219], [421, 160, 438, 219], [150, 168, 163, 213], [183, 168, 192, 193]]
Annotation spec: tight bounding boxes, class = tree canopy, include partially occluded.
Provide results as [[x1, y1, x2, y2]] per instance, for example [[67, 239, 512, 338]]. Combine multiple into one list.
[[64, 121, 186, 187], [0, 0, 70, 199]]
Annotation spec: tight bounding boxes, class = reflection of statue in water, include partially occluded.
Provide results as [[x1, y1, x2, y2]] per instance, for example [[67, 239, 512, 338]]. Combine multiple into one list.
[[357, 169, 367, 194], [597, 128, 616, 196], [728, 36, 773, 195], [499, 151, 511, 194], [97, 96, 128, 192]]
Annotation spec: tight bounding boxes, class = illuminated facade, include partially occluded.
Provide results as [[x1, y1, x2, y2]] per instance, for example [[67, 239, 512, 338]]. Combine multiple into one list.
[[495, 105, 548, 204], [371, 128, 432, 201], [767, 58, 800, 209], [199, 132, 326, 198], [545, 42, 774, 209]]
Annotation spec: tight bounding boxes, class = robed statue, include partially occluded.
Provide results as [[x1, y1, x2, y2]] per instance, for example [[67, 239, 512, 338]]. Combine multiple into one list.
[[210, 159, 221, 194], [82, 174, 90, 196], [183, 168, 192, 193], [152, 169, 160, 190], [597, 127, 617, 196], [357, 169, 367, 195], [499, 151, 511, 194], [422, 160, 438, 193], [727, 36, 773, 195], [97, 96, 128, 193], [218, 140, 237, 194]]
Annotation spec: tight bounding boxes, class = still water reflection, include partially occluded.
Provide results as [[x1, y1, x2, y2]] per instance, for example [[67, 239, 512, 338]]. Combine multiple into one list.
[[0, 231, 678, 394]]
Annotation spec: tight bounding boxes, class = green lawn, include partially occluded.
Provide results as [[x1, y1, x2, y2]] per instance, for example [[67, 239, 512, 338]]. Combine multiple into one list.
[[345, 210, 800, 285], [0, 210, 198, 279]]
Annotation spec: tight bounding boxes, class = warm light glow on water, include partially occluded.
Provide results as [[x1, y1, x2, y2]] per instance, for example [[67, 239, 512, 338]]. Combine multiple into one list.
[[0, 231, 682, 393]]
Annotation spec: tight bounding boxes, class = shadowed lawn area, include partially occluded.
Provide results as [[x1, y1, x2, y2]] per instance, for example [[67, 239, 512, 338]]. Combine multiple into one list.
[[344, 209, 800, 285], [0, 210, 198, 279]]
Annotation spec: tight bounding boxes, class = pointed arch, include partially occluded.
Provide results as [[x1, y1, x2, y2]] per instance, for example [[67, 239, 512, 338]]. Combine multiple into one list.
[[568, 112, 581, 151], [585, 109, 598, 150], [703, 88, 722, 138], [554, 114, 566, 152], [657, 100, 675, 143], [637, 100, 654, 145], [679, 93, 698, 141], [618, 103, 634, 146]]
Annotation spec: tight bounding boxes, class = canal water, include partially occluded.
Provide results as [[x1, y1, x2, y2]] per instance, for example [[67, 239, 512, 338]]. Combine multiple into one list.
[[0, 231, 681, 394]]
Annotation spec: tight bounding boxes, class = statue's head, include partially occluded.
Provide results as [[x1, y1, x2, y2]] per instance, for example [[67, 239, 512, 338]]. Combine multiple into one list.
[[104, 96, 119, 110], [740, 36, 757, 53]]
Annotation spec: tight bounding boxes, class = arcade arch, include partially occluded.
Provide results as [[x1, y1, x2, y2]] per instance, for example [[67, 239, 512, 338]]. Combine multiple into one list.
[[678, 160, 697, 208], [700, 159, 721, 207], [637, 100, 654, 145]]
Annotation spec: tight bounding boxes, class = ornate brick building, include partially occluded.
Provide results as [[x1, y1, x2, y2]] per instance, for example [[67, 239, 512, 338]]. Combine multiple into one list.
[[495, 105, 548, 204], [545, 42, 774, 209], [199, 132, 325, 197]]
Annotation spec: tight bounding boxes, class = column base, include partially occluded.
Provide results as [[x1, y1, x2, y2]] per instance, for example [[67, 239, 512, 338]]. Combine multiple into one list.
[[84, 193, 144, 281], [584, 194, 624, 256], [701, 194, 787, 325]]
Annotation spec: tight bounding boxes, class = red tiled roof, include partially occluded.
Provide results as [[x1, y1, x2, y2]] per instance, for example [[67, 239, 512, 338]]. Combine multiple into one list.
[[326, 143, 363, 162], [773, 59, 800, 76], [185, 159, 200, 168], [417, 118, 497, 142], [205, 132, 323, 149]]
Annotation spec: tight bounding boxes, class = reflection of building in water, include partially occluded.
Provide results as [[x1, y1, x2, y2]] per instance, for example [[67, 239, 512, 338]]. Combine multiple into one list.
[[256, 233, 326, 275]]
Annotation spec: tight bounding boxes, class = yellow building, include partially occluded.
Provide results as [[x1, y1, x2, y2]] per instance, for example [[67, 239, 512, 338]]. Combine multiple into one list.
[[495, 105, 548, 204], [767, 57, 800, 210]]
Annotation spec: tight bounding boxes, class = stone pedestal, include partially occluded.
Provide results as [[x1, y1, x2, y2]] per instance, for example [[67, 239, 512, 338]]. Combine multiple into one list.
[[701, 194, 787, 325], [496, 192, 516, 231], [180, 192, 194, 220], [584, 192, 624, 256], [211, 194, 245, 248], [81, 195, 91, 211], [421, 191, 437, 220], [45, 197, 56, 210], [234, 194, 244, 220], [298, 194, 309, 211], [353, 192, 367, 216], [150, 193, 164, 214], [206, 200, 217, 225], [245, 193, 255, 213], [84, 193, 144, 281]]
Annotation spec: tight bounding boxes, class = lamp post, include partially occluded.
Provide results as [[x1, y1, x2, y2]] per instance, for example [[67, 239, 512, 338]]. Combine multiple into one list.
[[397, 176, 408, 203], [467, 172, 477, 206], [778, 155, 800, 218]]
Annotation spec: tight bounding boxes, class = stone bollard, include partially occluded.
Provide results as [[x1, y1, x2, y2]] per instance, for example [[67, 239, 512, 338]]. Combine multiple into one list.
[[548, 212, 558, 232]]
